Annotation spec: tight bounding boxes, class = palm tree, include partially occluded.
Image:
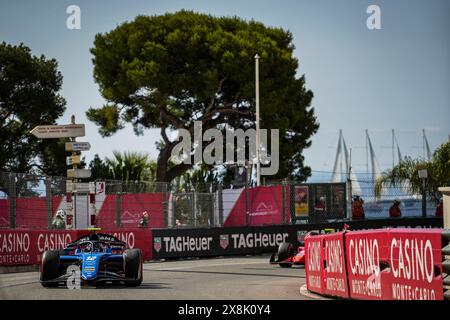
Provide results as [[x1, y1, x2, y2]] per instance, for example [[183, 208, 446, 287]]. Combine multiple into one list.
[[105, 151, 156, 182], [375, 142, 450, 202]]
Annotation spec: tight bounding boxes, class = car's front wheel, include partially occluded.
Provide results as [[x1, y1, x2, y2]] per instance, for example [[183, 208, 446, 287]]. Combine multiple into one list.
[[40, 250, 60, 287], [124, 249, 143, 287]]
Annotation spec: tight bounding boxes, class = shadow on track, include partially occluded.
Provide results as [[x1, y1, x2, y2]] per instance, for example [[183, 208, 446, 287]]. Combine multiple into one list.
[[148, 269, 305, 279]]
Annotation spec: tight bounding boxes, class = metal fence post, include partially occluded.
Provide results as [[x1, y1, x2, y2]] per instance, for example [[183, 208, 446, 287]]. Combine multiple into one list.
[[282, 180, 287, 224], [116, 182, 122, 228], [245, 183, 250, 226], [162, 182, 169, 228], [192, 192, 196, 227], [45, 177, 52, 229], [218, 184, 224, 226], [9, 173, 16, 229]]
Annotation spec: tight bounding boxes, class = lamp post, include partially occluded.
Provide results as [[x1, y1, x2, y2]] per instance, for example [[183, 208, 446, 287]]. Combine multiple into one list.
[[255, 54, 261, 187]]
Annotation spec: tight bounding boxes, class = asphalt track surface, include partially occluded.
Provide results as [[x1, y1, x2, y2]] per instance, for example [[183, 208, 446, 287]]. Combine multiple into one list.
[[0, 255, 315, 300]]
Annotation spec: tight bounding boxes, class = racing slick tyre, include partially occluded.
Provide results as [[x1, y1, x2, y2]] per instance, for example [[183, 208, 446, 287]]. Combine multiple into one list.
[[277, 242, 294, 268], [124, 249, 143, 287], [40, 250, 60, 287]]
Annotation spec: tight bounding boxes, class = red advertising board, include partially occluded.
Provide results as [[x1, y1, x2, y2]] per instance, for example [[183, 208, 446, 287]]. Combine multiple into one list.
[[0, 229, 153, 266], [0, 230, 78, 266], [305, 234, 324, 294], [387, 229, 443, 300], [345, 229, 391, 300], [224, 186, 291, 227], [322, 232, 349, 298], [96, 194, 165, 229]]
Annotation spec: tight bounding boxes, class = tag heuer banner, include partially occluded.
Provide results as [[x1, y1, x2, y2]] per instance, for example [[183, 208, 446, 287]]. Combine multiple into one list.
[[151, 217, 442, 259]]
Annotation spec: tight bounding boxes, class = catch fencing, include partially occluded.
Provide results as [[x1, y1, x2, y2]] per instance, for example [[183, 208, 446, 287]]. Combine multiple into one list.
[[0, 171, 443, 230]]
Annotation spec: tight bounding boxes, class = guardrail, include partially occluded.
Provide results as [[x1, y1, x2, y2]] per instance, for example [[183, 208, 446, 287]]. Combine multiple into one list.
[[305, 228, 445, 300], [0, 217, 442, 268], [0, 228, 152, 266]]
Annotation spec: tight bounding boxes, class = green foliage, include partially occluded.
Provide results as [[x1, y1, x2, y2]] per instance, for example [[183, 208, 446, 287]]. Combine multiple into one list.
[[89, 151, 156, 182], [171, 164, 220, 192], [375, 141, 450, 201], [0, 42, 66, 174], [88, 154, 112, 180], [88, 11, 318, 182]]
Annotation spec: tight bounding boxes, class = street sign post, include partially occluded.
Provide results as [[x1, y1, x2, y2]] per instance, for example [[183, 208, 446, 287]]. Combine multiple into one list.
[[65, 142, 91, 152], [30, 116, 91, 229], [67, 169, 92, 179], [66, 155, 81, 166], [30, 124, 85, 139]]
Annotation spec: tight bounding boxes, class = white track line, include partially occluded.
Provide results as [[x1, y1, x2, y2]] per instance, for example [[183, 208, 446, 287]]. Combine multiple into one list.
[[299, 284, 330, 300]]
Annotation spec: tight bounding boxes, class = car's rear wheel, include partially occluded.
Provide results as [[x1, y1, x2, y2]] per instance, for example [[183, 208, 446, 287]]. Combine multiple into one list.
[[277, 242, 294, 262], [279, 263, 293, 268], [124, 249, 143, 287], [40, 250, 60, 287]]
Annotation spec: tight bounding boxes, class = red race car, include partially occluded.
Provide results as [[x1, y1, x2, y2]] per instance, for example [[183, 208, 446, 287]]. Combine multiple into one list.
[[269, 242, 305, 268]]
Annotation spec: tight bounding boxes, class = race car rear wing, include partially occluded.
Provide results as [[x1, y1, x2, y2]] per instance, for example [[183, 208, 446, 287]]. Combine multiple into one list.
[[67, 233, 126, 247]]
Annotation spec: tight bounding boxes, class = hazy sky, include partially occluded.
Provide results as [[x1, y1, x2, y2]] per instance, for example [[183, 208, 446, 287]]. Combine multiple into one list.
[[1, 0, 449, 177]]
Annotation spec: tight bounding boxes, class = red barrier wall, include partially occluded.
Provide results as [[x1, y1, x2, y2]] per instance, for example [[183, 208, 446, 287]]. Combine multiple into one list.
[[0, 199, 9, 228], [96, 194, 165, 229], [224, 185, 291, 227], [345, 229, 391, 300], [322, 232, 349, 298], [0, 230, 78, 265], [0, 196, 63, 230], [388, 229, 443, 300], [0, 229, 152, 266], [306, 228, 444, 300], [305, 234, 324, 294]]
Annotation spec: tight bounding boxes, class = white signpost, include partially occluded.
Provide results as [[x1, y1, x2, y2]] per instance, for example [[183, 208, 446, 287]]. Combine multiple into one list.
[[30, 124, 85, 139], [31, 117, 92, 230], [67, 169, 92, 179], [65, 142, 91, 152]]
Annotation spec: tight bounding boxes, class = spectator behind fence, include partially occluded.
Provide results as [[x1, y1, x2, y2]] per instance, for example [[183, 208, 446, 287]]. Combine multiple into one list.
[[314, 197, 326, 221], [352, 195, 365, 219], [435, 198, 443, 218], [389, 199, 402, 218], [139, 211, 149, 228], [51, 209, 66, 230]]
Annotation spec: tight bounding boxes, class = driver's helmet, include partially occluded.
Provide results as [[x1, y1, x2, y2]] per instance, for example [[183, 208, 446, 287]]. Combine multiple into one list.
[[93, 242, 104, 252], [84, 242, 93, 252]]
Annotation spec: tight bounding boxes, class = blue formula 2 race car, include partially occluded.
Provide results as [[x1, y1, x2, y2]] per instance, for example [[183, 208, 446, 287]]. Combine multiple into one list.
[[40, 229, 143, 287]]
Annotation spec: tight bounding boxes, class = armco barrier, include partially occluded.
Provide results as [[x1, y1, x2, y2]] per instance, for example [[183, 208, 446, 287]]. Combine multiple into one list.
[[442, 230, 450, 300], [152, 217, 442, 259], [0, 230, 78, 266], [306, 228, 444, 300], [346, 229, 393, 300], [322, 232, 349, 298], [0, 217, 443, 266], [0, 229, 152, 266], [305, 234, 324, 294], [388, 229, 443, 300]]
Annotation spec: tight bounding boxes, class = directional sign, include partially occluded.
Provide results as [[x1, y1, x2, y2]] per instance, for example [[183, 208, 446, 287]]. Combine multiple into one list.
[[66, 155, 81, 166], [67, 169, 92, 179], [66, 181, 91, 193], [31, 124, 85, 139], [75, 183, 90, 193], [65, 142, 91, 152]]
